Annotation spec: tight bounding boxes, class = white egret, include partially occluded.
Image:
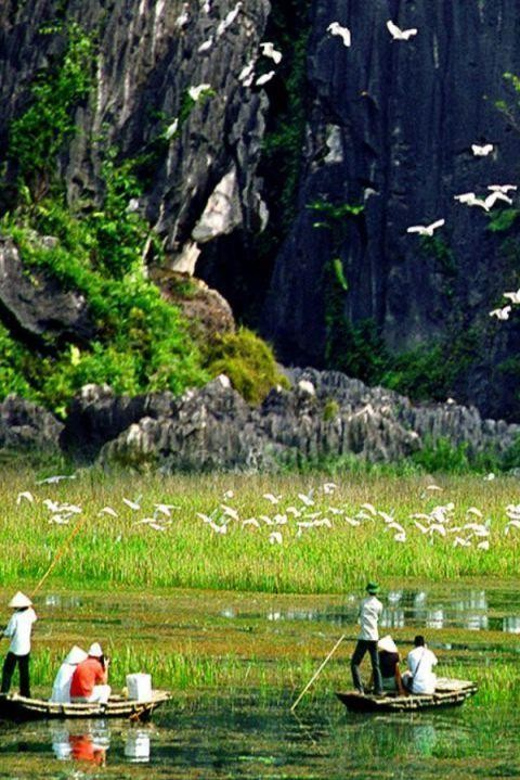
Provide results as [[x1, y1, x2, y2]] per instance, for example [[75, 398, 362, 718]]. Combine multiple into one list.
[[198, 37, 214, 53], [217, 2, 242, 36], [269, 531, 283, 545], [487, 184, 517, 194], [386, 20, 418, 40], [123, 497, 141, 510], [263, 493, 281, 504], [188, 83, 212, 101], [37, 475, 76, 485], [489, 306, 511, 320], [503, 289, 520, 304], [407, 218, 445, 236], [260, 42, 283, 63], [255, 71, 275, 86], [327, 22, 351, 47], [471, 143, 494, 156], [16, 491, 34, 504]]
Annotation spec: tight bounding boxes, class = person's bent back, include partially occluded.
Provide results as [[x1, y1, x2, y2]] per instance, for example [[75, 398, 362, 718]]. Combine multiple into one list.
[[70, 643, 111, 704]]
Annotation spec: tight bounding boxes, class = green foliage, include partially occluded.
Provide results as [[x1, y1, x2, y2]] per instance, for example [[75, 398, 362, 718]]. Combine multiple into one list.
[[487, 208, 520, 233], [7, 22, 95, 199], [0, 324, 35, 399], [322, 399, 340, 422], [204, 327, 289, 405], [502, 435, 520, 470], [307, 199, 365, 222], [418, 235, 457, 275]]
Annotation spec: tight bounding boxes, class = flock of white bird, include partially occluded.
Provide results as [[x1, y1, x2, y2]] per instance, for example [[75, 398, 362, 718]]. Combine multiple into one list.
[[325, 15, 519, 324], [13, 477, 520, 557]]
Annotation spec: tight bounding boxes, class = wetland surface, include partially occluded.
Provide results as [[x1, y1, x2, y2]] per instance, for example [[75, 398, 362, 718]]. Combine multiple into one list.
[[0, 582, 519, 778]]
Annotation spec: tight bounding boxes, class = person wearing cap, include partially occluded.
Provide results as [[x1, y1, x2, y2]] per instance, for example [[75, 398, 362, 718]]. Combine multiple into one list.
[[1, 591, 38, 698], [50, 645, 89, 703], [350, 582, 384, 696], [402, 635, 438, 694], [70, 643, 111, 704], [376, 635, 405, 694]]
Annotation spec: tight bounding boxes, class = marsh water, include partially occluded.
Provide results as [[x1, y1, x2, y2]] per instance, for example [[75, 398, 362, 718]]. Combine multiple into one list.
[[1, 582, 520, 779]]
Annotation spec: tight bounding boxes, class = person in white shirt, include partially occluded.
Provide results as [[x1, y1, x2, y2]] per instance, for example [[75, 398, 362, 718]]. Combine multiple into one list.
[[350, 582, 384, 695], [402, 635, 438, 694], [50, 645, 88, 703], [1, 591, 38, 698]]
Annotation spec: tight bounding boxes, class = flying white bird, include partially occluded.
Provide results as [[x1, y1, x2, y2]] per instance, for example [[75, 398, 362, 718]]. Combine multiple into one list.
[[471, 143, 494, 156], [255, 71, 275, 86], [268, 531, 283, 545], [98, 506, 118, 517], [386, 20, 418, 40], [217, 2, 242, 36], [298, 491, 315, 507], [37, 475, 76, 485], [322, 482, 337, 494], [242, 517, 260, 528], [260, 42, 283, 63], [16, 491, 34, 505], [263, 493, 281, 504], [123, 497, 141, 510], [486, 191, 513, 208], [221, 504, 239, 521], [407, 218, 445, 236], [327, 22, 351, 47], [504, 289, 520, 304], [489, 306, 511, 320], [455, 191, 511, 211], [487, 184, 517, 194]]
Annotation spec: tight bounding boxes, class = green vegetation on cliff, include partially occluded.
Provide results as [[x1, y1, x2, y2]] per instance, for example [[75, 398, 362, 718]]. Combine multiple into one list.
[[0, 22, 282, 414]]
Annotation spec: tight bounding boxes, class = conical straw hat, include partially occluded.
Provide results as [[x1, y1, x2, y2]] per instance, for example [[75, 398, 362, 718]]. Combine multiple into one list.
[[8, 591, 32, 608], [377, 635, 398, 653], [88, 642, 103, 657], [64, 645, 88, 665]]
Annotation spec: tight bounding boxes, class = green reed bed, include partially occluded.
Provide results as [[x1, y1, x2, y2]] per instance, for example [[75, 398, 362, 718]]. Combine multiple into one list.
[[2, 469, 520, 593]]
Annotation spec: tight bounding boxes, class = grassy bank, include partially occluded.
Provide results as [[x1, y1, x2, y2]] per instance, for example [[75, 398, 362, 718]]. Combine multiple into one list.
[[1, 470, 520, 593]]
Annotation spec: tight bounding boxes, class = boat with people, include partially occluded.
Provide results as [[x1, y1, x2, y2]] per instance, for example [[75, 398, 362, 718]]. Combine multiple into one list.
[[0, 689, 170, 722], [336, 677, 477, 713]]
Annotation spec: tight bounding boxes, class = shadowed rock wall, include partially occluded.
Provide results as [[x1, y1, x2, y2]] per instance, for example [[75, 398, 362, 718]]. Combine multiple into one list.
[[261, 0, 520, 419]]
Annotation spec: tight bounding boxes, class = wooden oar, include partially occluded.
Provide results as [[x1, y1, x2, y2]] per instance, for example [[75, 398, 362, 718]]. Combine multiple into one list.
[[290, 634, 346, 711], [30, 516, 88, 599]]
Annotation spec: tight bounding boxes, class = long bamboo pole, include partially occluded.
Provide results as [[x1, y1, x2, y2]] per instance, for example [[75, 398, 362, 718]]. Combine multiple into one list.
[[30, 517, 88, 599], [290, 634, 346, 711]]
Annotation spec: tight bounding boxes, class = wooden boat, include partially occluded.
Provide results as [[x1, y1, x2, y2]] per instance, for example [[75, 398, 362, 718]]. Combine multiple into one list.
[[336, 677, 477, 713], [0, 690, 170, 722]]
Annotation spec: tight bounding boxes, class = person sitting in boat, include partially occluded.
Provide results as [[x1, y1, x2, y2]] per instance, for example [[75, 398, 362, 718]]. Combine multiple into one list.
[[350, 582, 384, 696], [70, 643, 111, 704], [402, 635, 438, 695], [1, 591, 38, 698], [376, 635, 405, 694], [50, 645, 88, 703]]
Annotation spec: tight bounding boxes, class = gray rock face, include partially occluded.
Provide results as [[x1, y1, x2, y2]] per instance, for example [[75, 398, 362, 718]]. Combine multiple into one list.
[[0, 0, 270, 256], [0, 395, 63, 452], [261, 0, 520, 419], [0, 236, 95, 347], [92, 369, 520, 472]]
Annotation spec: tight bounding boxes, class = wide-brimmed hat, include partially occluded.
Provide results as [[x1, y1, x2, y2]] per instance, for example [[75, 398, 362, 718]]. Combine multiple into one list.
[[8, 591, 32, 609], [64, 645, 88, 665], [88, 642, 103, 658], [366, 582, 380, 595], [378, 635, 398, 653]]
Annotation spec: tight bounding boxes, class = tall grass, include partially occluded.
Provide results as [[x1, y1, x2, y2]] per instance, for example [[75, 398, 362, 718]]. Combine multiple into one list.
[[2, 469, 520, 594]]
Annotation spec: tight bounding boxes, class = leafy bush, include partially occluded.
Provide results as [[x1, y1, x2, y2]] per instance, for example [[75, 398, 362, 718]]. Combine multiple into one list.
[[204, 328, 289, 405]]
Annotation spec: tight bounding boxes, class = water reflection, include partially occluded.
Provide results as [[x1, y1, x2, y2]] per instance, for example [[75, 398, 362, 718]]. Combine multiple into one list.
[[51, 721, 111, 765], [222, 587, 519, 633]]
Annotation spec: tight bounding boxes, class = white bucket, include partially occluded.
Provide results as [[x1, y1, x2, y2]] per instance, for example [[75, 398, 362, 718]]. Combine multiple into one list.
[[126, 673, 152, 702]]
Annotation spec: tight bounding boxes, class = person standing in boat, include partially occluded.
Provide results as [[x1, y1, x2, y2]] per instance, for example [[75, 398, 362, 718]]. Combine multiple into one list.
[[1, 591, 38, 698], [70, 643, 111, 704], [402, 635, 438, 694], [50, 645, 88, 703], [350, 582, 384, 695]]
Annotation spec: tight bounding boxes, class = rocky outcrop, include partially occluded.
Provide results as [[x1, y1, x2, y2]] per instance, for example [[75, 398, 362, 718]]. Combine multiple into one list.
[[0, 236, 95, 348], [58, 369, 518, 472], [0, 395, 63, 452]]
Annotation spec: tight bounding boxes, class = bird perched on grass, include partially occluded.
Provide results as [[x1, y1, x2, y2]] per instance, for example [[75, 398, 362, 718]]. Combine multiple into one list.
[[386, 20, 418, 40], [327, 22, 352, 47], [406, 218, 445, 236]]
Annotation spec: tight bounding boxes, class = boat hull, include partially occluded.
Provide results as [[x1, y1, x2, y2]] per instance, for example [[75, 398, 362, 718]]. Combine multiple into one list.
[[336, 677, 477, 713], [0, 690, 170, 722]]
